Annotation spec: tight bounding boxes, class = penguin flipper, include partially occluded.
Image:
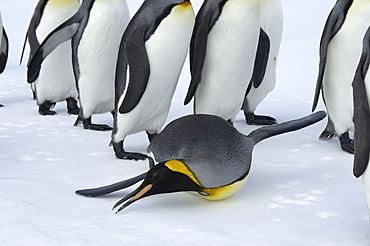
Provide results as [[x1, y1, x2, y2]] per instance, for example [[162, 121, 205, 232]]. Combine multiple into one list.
[[75, 172, 147, 197], [353, 27, 370, 178], [118, 25, 150, 114], [312, 1, 353, 111], [184, 1, 223, 105], [20, 0, 48, 65], [248, 111, 327, 145], [0, 28, 8, 74], [27, 19, 81, 83]]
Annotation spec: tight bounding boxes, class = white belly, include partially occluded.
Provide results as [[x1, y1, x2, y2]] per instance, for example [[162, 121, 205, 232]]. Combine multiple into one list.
[[244, 0, 283, 112], [323, 1, 370, 135], [34, 0, 79, 105], [113, 4, 195, 142], [78, 0, 130, 118], [194, 0, 260, 122]]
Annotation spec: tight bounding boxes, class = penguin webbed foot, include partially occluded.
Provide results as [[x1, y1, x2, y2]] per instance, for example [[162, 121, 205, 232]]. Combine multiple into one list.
[[0, 104, 3, 107], [38, 101, 57, 116], [244, 112, 277, 125], [319, 129, 336, 140], [112, 141, 148, 161], [66, 98, 80, 115], [75, 116, 112, 131], [339, 132, 354, 154]]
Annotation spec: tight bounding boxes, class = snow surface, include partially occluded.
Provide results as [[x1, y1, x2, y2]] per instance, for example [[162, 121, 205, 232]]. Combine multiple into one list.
[[0, 0, 370, 245]]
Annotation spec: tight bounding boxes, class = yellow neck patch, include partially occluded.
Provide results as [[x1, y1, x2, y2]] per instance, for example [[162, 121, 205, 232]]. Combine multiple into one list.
[[179, 1, 192, 8], [49, 0, 79, 8], [201, 175, 249, 201], [165, 160, 201, 186]]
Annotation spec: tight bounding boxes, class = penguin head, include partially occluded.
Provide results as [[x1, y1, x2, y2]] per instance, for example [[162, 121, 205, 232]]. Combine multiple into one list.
[[112, 160, 204, 213]]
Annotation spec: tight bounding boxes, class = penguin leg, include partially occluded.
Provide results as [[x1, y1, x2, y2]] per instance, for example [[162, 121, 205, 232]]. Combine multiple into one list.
[[82, 117, 113, 131], [66, 97, 79, 115], [339, 132, 354, 154], [38, 101, 57, 116], [146, 131, 158, 143], [319, 118, 336, 140], [244, 112, 277, 125], [112, 141, 148, 161]]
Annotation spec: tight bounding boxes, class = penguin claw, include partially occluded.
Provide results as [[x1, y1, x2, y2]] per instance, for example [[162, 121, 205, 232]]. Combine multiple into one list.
[[319, 130, 336, 140], [38, 108, 57, 116]]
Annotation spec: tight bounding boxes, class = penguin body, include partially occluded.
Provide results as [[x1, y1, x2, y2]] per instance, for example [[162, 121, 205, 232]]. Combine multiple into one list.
[[184, 0, 260, 122], [111, 0, 195, 160], [0, 12, 8, 107], [27, 0, 130, 130], [352, 26, 370, 218], [242, 0, 283, 125], [312, 0, 370, 153], [76, 111, 326, 212], [23, 0, 80, 115]]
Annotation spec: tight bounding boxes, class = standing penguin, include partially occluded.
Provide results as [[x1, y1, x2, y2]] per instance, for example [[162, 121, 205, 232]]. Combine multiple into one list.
[[21, 0, 80, 116], [0, 12, 8, 107], [241, 0, 283, 125], [312, 0, 370, 153], [352, 26, 370, 218], [27, 0, 130, 130], [184, 0, 260, 123], [76, 111, 326, 212], [111, 0, 195, 160]]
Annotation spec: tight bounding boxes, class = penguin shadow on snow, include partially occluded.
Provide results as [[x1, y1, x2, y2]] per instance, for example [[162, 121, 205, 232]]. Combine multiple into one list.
[[76, 112, 326, 213]]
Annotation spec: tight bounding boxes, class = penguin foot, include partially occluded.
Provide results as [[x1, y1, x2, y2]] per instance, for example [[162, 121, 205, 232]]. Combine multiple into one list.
[[319, 129, 336, 140], [0, 104, 3, 107], [112, 141, 148, 160], [339, 132, 354, 154], [66, 98, 80, 115], [84, 123, 113, 131], [115, 151, 148, 161], [245, 112, 277, 125], [38, 102, 57, 116]]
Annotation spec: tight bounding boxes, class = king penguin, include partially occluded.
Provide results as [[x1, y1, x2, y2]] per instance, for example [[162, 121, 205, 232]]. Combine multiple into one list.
[[184, 0, 261, 123], [312, 0, 370, 153], [241, 0, 283, 125], [111, 0, 195, 160], [21, 0, 80, 116], [76, 111, 326, 213], [0, 12, 8, 107], [352, 26, 370, 219], [27, 0, 130, 130]]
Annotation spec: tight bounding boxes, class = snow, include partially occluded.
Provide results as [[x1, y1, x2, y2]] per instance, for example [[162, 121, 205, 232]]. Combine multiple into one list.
[[0, 0, 369, 245]]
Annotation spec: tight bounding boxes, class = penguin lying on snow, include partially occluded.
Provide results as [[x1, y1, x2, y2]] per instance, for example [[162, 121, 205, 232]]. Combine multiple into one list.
[[76, 111, 326, 213], [111, 0, 195, 160], [242, 0, 283, 125], [0, 12, 9, 107], [352, 26, 370, 219], [21, 0, 80, 116], [27, 0, 130, 130], [184, 0, 260, 123], [312, 0, 370, 153]]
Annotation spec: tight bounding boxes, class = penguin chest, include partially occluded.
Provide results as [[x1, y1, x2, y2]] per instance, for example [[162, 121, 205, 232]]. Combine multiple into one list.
[[34, 0, 79, 103], [195, 0, 260, 120], [77, 0, 130, 115], [323, 1, 370, 133], [143, 3, 195, 104], [119, 4, 195, 134]]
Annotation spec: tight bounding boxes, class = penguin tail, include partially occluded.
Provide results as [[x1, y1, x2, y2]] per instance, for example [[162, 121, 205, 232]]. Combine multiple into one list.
[[75, 172, 147, 197], [248, 111, 327, 145]]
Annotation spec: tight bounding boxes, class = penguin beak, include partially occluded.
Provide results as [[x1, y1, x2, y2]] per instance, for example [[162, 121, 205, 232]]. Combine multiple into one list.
[[112, 183, 153, 213]]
